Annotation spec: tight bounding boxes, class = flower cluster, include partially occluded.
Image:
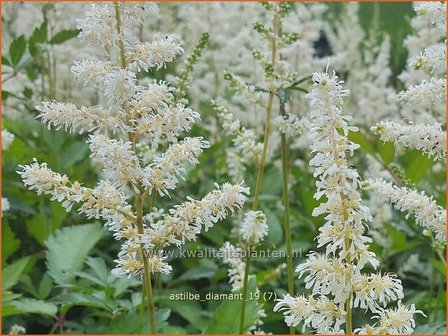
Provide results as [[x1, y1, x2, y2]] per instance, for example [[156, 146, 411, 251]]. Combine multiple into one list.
[[399, 1, 446, 123], [19, 3, 249, 280], [272, 113, 303, 137], [325, 3, 399, 126], [220, 242, 246, 292], [274, 71, 420, 334], [369, 2, 447, 254], [365, 179, 446, 243], [355, 303, 424, 334], [372, 120, 446, 161], [212, 100, 263, 181], [240, 210, 268, 244]]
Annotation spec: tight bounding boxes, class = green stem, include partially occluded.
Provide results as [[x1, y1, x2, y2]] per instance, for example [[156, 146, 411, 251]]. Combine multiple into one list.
[[240, 7, 280, 334], [279, 101, 295, 335], [346, 292, 353, 334], [114, 3, 127, 70], [114, 2, 157, 333], [252, 92, 274, 211], [344, 238, 353, 335], [238, 251, 252, 334]]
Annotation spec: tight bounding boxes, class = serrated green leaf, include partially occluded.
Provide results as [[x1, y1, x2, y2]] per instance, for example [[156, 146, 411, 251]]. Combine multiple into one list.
[[2, 221, 20, 264], [9, 35, 27, 67], [49, 29, 79, 45], [49, 292, 112, 310], [2, 256, 31, 291], [85, 257, 110, 284], [46, 223, 105, 286], [9, 298, 57, 317]]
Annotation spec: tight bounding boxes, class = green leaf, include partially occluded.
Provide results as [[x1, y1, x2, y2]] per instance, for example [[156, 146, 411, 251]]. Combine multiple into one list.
[[262, 208, 283, 246], [49, 293, 112, 311], [2, 291, 23, 305], [46, 223, 105, 286], [2, 221, 20, 263], [177, 266, 217, 282], [37, 274, 53, 300], [29, 20, 48, 56], [9, 35, 27, 67], [8, 298, 57, 317], [260, 167, 282, 196], [106, 308, 170, 333], [84, 257, 110, 285], [201, 224, 227, 246], [403, 150, 433, 183], [378, 141, 394, 165], [205, 277, 261, 334], [62, 141, 89, 169], [383, 223, 419, 254], [49, 29, 79, 45], [162, 299, 208, 332], [348, 131, 375, 156], [2, 56, 11, 66], [50, 201, 68, 233], [431, 259, 446, 276], [162, 326, 186, 334], [2, 256, 31, 291], [1, 305, 23, 317], [26, 201, 55, 245]]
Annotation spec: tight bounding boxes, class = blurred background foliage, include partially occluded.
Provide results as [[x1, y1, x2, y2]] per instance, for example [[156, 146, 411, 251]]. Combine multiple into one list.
[[1, 1, 446, 335]]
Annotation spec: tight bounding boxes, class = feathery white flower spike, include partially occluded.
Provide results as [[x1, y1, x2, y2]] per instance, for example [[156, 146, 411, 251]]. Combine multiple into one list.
[[372, 120, 446, 161], [365, 178, 446, 243], [274, 70, 418, 334], [19, 2, 250, 286], [220, 242, 246, 292], [354, 302, 425, 334], [272, 113, 303, 137], [127, 35, 184, 72], [398, 78, 446, 109]]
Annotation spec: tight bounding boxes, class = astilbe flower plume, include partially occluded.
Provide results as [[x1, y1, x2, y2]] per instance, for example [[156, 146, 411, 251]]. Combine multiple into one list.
[[18, 2, 249, 292], [369, 1, 446, 252], [273, 70, 423, 334]]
